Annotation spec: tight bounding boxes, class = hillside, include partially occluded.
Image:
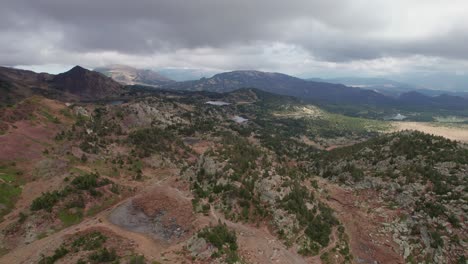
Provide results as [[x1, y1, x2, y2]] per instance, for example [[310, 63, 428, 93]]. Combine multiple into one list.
[[309, 77, 418, 97], [52, 66, 126, 99], [0, 66, 53, 106], [163, 70, 468, 119], [0, 66, 126, 104], [315, 131, 468, 263], [165, 70, 393, 106], [311, 77, 468, 98], [1, 84, 466, 263], [95, 65, 175, 86]]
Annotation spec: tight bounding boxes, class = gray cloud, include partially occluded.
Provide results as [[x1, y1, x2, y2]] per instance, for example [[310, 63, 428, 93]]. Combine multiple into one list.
[[1, 0, 468, 77]]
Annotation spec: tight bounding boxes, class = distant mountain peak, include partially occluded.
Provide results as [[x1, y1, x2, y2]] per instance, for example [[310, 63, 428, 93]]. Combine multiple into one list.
[[163, 69, 393, 106], [52, 66, 124, 98], [69, 65, 87, 72], [95, 64, 174, 86], [215, 70, 282, 77]]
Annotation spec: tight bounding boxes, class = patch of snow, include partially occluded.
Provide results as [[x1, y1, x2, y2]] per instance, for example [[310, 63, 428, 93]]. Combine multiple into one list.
[[385, 113, 407, 120], [232, 115, 248, 123], [205, 101, 230, 106]]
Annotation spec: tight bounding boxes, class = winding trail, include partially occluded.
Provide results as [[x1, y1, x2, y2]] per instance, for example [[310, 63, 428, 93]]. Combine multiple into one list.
[[0, 169, 179, 264]]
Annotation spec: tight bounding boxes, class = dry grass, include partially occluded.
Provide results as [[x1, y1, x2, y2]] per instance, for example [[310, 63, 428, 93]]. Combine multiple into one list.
[[391, 122, 468, 143]]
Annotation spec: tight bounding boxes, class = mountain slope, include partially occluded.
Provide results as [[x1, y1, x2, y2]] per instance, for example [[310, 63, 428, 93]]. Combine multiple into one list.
[[0, 66, 53, 106], [398, 91, 468, 110], [51, 66, 125, 99], [311, 77, 468, 98], [0, 66, 125, 102], [164, 70, 394, 106], [311, 77, 418, 97], [163, 70, 468, 118], [95, 64, 174, 86], [315, 131, 468, 263]]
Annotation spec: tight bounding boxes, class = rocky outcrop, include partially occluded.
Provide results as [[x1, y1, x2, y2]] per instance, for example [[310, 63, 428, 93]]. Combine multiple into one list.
[[185, 236, 216, 259]]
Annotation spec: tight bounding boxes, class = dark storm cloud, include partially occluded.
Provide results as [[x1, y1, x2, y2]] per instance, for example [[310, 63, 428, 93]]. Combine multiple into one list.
[[1, 0, 468, 69], [0, 1, 385, 56]]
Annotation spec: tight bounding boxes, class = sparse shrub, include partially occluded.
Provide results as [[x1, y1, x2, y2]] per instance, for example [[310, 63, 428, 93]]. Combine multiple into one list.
[[81, 154, 88, 163], [71, 173, 110, 191], [430, 231, 444, 248], [38, 246, 69, 264], [129, 255, 146, 264], [18, 212, 27, 223], [31, 191, 62, 212], [202, 203, 210, 216], [72, 231, 107, 250], [88, 248, 117, 263], [197, 223, 239, 263]]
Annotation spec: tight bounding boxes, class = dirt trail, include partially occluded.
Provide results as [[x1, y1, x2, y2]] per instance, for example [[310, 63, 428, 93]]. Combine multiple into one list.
[[0, 177, 64, 231], [0, 169, 181, 264], [320, 227, 338, 254], [0, 195, 171, 264], [104, 176, 309, 263], [3, 168, 327, 264], [316, 178, 404, 264], [391, 122, 468, 143]]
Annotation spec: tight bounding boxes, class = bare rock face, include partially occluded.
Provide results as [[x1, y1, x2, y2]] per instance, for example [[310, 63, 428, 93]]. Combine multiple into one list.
[[72, 106, 90, 117], [109, 187, 194, 243], [94, 64, 174, 86], [123, 100, 188, 129], [186, 236, 216, 259], [197, 154, 219, 176], [256, 175, 282, 204], [109, 200, 187, 242]]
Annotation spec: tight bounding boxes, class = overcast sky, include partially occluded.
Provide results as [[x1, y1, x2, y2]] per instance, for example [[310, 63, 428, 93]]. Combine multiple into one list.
[[2, 0, 468, 82]]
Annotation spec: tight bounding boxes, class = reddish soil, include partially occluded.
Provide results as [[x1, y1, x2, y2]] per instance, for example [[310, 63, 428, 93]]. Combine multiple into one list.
[[64, 226, 135, 251], [0, 97, 71, 163], [0, 98, 38, 124], [191, 140, 213, 154], [0, 120, 56, 161], [317, 178, 404, 264], [205, 208, 309, 264], [132, 186, 195, 235]]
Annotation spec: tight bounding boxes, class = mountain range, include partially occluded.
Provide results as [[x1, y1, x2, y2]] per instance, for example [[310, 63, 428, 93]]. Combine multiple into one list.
[[310, 77, 468, 98], [162, 70, 468, 114], [164, 70, 394, 105], [1, 66, 467, 118]]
